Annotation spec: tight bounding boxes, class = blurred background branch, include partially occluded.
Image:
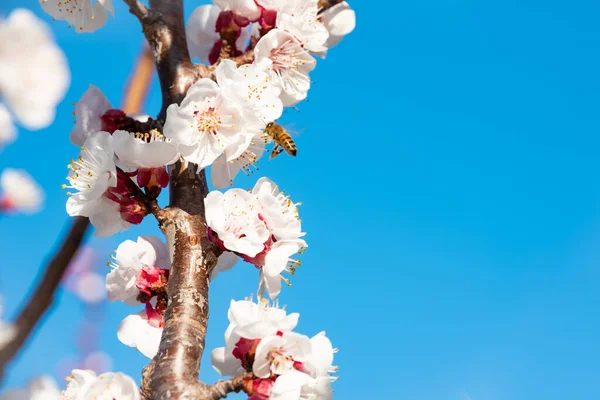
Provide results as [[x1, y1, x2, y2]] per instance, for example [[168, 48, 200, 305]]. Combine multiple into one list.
[[0, 43, 154, 382]]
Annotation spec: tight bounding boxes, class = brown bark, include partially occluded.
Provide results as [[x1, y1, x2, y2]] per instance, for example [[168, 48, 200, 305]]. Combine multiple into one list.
[[0, 217, 90, 381], [128, 1, 220, 398]]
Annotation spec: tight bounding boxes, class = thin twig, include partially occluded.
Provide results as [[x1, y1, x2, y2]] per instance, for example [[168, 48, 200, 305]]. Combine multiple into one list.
[[0, 217, 90, 380], [207, 373, 254, 400], [123, 0, 150, 21]]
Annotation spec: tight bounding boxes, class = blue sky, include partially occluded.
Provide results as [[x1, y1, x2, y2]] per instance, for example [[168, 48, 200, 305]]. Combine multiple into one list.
[[2, 0, 600, 399]]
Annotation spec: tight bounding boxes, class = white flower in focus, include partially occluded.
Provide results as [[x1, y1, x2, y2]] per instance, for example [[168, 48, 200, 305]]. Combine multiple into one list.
[[63, 369, 140, 400], [254, 29, 316, 106], [186, 5, 251, 64], [112, 130, 180, 168], [253, 331, 312, 378], [117, 311, 162, 359], [40, 0, 115, 33], [0, 9, 69, 129], [0, 105, 16, 148], [320, 1, 356, 49], [252, 177, 306, 298], [163, 79, 254, 168], [305, 332, 337, 377], [0, 169, 44, 214], [70, 84, 112, 147], [216, 59, 283, 124], [64, 131, 132, 237], [204, 188, 269, 257], [210, 131, 265, 189], [0, 376, 61, 400], [276, 0, 329, 53], [211, 298, 299, 376], [186, 5, 220, 63], [213, 0, 261, 21], [106, 236, 170, 305]]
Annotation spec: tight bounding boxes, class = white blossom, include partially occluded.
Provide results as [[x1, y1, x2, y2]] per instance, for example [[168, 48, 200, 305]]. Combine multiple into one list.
[[210, 131, 265, 189], [215, 59, 283, 124], [211, 298, 299, 376], [0, 169, 44, 214], [63, 369, 139, 400], [276, 0, 329, 53], [106, 236, 170, 305], [213, 0, 261, 21], [252, 177, 306, 298], [187, 5, 251, 64], [70, 84, 112, 147], [0, 9, 69, 129], [205, 177, 305, 298], [0, 105, 16, 148], [254, 29, 316, 106], [0, 376, 61, 400], [163, 79, 257, 169], [253, 331, 312, 378], [117, 311, 162, 359], [64, 131, 131, 237], [204, 188, 270, 257], [112, 130, 180, 169], [320, 1, 356, 49], [39, 0, 115, 33], [210, 251, 240, 280]]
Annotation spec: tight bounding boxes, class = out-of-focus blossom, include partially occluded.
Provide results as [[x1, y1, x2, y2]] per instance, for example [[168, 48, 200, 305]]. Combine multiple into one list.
[[82, 351, 113, 374], [0, 169, 44, 214], [0, 105, 16, 148], [0, 9, 69, 129], [320, 1, 356, 49], [75, 272, 107, 304], [0, 376, 61, 400]]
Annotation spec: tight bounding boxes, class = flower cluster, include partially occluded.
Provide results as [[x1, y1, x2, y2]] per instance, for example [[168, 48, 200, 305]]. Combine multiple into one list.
[[206, 177, 306, 299], [106, 236, 170, 358], [62, 369, 139, 400], [212, 299, 337, 400], [64, 86, 179, 236]]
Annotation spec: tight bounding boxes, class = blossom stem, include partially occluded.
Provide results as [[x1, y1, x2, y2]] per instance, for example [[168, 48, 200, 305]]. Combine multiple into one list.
[[206, 373, 254, 400]]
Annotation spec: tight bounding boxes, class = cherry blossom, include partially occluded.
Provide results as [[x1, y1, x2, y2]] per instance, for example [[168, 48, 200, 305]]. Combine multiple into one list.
[[211, 298, 299, 376], [117, 310, 163, 359], [320, 1, 356, 49], [0, 8, 69, 130], [70, 84, 123, 147], [276, 0, 329, 53], [206, 177, 306, 298], [213, 0, 261, 21], [112, 129, 179, 190], [63, 369, 140, 400], [65, 131, 151, 236], [74, 272, 106, 304], [0, 169, 44, 214], [205, 188, 270, 257], [215, 59, 283, 124], [254, 29, 316, 106], [210, 131, 265, 189], [106, 236, 170, 306], [39, 0, 114, 33], [163, 78, 257, 169], [0, 376, 61, 400], [187, 4, 251, 65], [0, 105, 16, 148]]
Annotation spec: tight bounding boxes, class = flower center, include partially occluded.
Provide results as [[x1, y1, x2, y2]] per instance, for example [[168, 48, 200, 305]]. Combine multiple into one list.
[[267, 347, 295, 375], [270, 40, 311, 72], [194, 107, 221, 135]]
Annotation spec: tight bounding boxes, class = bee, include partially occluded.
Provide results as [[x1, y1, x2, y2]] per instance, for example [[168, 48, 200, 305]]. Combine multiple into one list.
[[263, 122, 297, 159]]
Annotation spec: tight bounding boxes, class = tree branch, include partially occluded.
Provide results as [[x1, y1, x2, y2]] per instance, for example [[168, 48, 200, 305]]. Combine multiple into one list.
[[123, 0, 150, 22], [206, 373, 254, 400], [0, 217, 90, 380], [122, 46, 155, 115]]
